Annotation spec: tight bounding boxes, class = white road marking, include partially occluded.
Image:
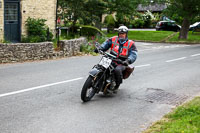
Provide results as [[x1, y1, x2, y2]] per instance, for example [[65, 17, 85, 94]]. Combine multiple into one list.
[[142, 43, 153, 46], [0, 77, 83, 98], [191, 53, 200, 57], [166, 57, 187, 63], [135, 64, 151, 68], [138, 44, 190, 52]]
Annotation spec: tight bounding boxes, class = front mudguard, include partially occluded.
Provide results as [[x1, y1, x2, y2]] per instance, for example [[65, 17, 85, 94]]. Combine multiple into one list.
[[89, 67, 101, 77]]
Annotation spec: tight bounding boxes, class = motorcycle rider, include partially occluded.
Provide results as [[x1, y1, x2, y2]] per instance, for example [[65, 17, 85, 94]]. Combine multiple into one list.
[[95, 25, 138, 91]]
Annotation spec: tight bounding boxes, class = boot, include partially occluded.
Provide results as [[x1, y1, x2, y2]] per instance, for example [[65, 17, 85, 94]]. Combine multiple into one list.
[[113, 84, 120, 94]]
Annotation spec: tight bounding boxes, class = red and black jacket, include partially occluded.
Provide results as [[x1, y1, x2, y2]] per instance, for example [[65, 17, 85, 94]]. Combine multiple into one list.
[[100, 36, 138, 64]]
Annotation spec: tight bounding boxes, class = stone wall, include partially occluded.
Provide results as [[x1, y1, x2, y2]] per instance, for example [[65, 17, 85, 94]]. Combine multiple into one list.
[[58, 37, 87, 57], [0, 0, 4, 41], [0, 37, 87, 63], [21, 0, 57, 36], [0, 42, 54, 63]]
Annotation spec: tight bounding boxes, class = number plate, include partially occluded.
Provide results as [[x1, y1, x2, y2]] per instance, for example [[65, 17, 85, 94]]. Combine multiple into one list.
[[99, 57, 112, 68]]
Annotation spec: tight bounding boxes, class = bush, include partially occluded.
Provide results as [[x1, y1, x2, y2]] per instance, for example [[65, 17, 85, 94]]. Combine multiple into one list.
[[22, 17, 53, 43], [80, 35, 106, 55], [132, 19, 145, 28], [80, 44, 95, 54], [143, 15, 152, 28], [21, 36, 41, 43], [115, 13, 129, 28]]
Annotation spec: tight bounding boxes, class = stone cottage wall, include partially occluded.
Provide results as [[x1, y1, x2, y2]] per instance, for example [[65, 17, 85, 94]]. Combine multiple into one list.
[[0, 0, 57, 41], [0, 0, 4, 42], [20, 0, 57, 36]]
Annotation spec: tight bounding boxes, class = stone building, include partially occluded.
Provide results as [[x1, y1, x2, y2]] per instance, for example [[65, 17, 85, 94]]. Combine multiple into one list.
[[137, 3, 167, 13], [0, 0, 57, 42]]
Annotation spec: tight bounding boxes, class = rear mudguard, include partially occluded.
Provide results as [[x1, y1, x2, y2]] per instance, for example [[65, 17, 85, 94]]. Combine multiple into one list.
[[89, 67, 101, 77]]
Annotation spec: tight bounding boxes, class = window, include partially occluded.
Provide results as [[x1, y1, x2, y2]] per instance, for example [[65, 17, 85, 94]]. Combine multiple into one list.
[[5, 3, 18, 21]]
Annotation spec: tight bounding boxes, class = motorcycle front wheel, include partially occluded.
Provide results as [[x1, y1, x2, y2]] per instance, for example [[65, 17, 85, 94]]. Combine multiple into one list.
[[81, 76, 96, 102]]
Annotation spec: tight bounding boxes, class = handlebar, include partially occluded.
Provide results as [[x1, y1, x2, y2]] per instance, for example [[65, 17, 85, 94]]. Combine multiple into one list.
[[95, 42, 127, 65], [95, 42, 116, 59]]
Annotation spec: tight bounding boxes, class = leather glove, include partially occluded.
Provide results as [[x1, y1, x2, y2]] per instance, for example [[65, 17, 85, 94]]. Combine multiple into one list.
[[94, 47, 104, 53], [94, 48, 99, 53], [116, 59, 123, 64], [122, 60, 129, 66]]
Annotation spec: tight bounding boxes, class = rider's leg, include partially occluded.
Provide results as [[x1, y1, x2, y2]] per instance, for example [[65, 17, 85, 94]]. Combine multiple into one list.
[[114, 65, 126, 89]]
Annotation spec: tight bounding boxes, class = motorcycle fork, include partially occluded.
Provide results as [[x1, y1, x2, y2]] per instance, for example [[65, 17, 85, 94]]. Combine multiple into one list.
[[93, 70, 107, 93], [103, 69, 114, 93]]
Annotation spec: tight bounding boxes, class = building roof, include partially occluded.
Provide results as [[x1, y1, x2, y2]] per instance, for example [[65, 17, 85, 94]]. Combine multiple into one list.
[[137, 3, 167, 12]]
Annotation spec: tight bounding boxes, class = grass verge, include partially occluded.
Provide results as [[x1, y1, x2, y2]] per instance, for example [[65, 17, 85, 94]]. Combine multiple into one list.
[[167, 32, 200, 44], [143, 97, 200, 133], [106, 31, 200, 43], [106, 31, 175, 42]]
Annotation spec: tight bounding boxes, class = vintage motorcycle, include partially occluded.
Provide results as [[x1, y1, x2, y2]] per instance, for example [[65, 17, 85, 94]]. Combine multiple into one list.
[[81, 43, 134, 102]]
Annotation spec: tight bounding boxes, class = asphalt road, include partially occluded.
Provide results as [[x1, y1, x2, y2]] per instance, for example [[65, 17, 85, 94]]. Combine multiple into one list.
[[0, 42, 200, 133]]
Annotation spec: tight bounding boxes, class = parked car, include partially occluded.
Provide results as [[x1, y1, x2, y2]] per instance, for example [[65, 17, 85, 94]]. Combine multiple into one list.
[[156, 21, 181, 32], [189, 22, 200, 31]]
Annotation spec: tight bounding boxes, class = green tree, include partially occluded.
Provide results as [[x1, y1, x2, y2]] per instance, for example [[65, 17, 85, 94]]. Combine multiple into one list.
[[58, 0, 108, 31], [58, 0, 147, 34], [82, 0, 108, 29], [104, 14, 115, 32], [58, 0, 86, 32], [107, 0, 142, 26], [161, 0, 200, 39], [58, 0, 145, 26]]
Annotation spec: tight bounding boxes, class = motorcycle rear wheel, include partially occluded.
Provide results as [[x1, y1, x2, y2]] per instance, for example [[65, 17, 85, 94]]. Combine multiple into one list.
[[81, 76, 96, 102]]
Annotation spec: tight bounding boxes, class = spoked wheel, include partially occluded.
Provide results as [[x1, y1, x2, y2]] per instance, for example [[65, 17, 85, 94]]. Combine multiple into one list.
[[81, 76, 96, 102]]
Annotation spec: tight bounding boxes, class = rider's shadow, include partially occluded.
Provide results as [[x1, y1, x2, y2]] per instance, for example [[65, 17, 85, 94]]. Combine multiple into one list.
[[96, 88, 127, 99], [81, 89, 128, 104], [97, 93, 116, 98]]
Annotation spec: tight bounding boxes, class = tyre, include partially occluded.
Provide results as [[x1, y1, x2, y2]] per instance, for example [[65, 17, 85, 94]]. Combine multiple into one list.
[[81, 76, 96, 102]]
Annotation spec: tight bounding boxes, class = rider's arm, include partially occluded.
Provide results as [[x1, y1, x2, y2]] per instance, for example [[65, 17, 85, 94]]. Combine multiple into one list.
[[100, 38, 112, 51], [128, 44, 138, 64]]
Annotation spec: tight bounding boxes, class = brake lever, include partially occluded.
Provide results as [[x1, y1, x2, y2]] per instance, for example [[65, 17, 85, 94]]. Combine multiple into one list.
[[95, 42, 103, 54], [98, 50, 104, 55], [95, 42, 100, 48]]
